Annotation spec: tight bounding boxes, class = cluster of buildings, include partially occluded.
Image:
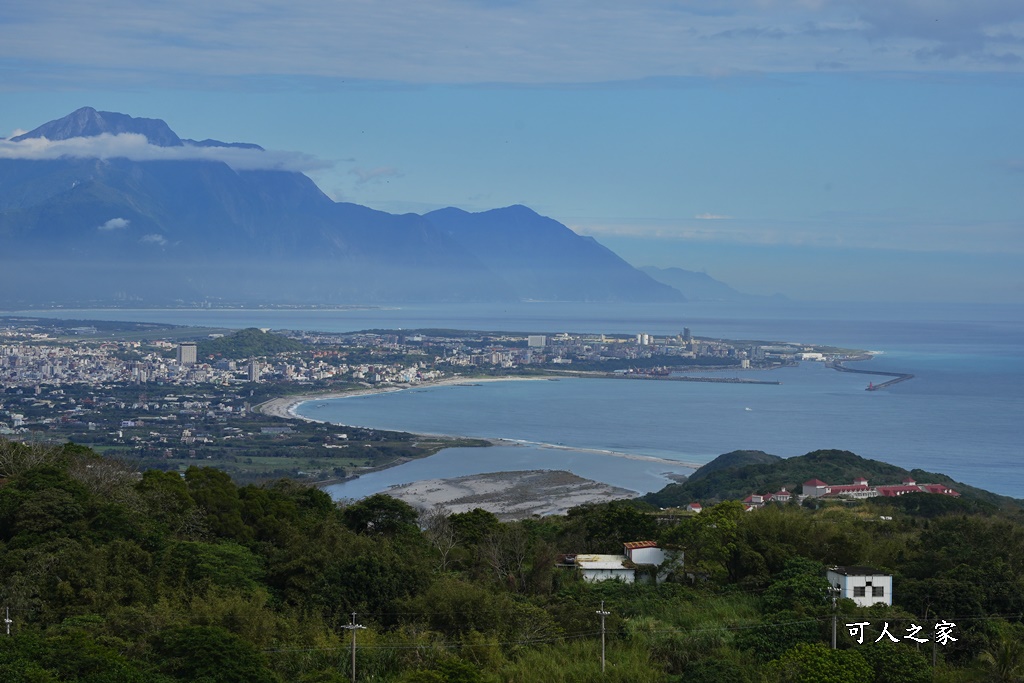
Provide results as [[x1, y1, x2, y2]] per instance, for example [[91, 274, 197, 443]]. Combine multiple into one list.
[[561, 540, 894, 608], [680, 477, 960, 514], [329, 329, 818, 370], [560, 541, 680, 585], [1, 316, 841, 396], [801, 477, 960, 499], [0, 339, 444, 390]]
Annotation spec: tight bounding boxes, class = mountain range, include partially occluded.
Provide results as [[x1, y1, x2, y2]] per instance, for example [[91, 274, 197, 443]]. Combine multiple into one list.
[[640, 266, 787, 302], [0, 107, 688, 306]]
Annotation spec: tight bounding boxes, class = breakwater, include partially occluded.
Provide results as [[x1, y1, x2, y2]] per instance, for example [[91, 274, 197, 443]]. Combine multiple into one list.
[[604, 373, 781, 386], [829, 362, 914, 390]]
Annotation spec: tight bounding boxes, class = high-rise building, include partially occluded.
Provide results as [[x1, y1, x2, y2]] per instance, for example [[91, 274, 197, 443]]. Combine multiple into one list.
[[177, 342, 197, 366], [527, 335, 547, 348], [248, 358, 261, 382]]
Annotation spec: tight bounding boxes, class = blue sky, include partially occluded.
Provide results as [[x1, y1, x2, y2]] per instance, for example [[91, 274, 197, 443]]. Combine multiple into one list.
[[1, 0, 1022, 302]]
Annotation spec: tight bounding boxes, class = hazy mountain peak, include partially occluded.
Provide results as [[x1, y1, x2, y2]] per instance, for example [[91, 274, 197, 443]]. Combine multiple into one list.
[[12, 107, 184, 147]]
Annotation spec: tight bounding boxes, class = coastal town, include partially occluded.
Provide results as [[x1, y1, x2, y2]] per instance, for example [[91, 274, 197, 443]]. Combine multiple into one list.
[[0, 315, 864, 486]]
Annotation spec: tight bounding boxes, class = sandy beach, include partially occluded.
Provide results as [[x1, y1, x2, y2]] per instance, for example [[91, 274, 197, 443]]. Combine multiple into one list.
[[254, 375, 553, 422], [384, 469, 639, 520]]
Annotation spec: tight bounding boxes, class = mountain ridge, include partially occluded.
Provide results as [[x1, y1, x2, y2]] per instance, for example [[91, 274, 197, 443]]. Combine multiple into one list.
[[1, 108, 678, 306]]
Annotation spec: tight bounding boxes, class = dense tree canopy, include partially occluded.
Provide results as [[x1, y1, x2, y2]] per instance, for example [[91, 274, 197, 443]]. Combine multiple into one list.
[[0, 438, 1020, 682]]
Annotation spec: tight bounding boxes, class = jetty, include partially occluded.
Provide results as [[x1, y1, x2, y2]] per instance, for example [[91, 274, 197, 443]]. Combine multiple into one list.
[[603, 373, 781, 386], [829, 362, 914, 390]]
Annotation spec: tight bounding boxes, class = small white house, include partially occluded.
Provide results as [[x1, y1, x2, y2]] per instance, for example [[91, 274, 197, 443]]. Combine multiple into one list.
[[827, 566, 893, 607], [564, 542, 681, 584], [623, 541, 665, 566], [574, 554, 635, 583], [624, 541, 681, 584]]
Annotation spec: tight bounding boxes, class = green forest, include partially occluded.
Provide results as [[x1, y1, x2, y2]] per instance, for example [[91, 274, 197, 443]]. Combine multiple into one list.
[[1, 438, 1023, 682]]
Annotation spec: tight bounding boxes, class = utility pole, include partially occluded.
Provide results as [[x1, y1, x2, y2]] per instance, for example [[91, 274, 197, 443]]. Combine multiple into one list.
[[340, 612, 366, 683], [596, 601, 611, 673], [829, 586, 838, 649], [4, 607, 12, 636]]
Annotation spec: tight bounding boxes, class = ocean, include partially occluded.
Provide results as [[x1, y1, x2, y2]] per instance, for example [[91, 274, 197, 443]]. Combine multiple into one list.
[[11, 301, 1024, 499]]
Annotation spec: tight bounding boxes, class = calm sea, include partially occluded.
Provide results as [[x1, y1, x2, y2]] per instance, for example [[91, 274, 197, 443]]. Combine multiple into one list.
[[11, 302, 1024, 499]]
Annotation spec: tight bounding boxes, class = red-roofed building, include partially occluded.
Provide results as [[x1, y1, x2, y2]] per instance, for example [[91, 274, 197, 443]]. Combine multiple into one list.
[[822, 484, 874, 499], [686, 502, 703, 513], [743, 493, 767, 507], [803, 476, 960, 500], [803, 479, 830, 497], [773, 488, 793, 503]]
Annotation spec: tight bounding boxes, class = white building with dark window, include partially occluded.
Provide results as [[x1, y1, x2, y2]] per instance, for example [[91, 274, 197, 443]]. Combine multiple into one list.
[[176, 342, 197, 366], [827, 566, 893, 607]]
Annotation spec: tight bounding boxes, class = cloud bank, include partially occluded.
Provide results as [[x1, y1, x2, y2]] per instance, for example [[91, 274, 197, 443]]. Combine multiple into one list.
[[1, 0, 1022, 88], [0, 133, 329, 172]]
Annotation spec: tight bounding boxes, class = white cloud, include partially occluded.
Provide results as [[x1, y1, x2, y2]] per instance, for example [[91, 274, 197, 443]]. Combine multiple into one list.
[[140, 234, 168, 246], [0, 133, 330, 172], [695, 212, 732, 220], [98, 217, 130, 231]]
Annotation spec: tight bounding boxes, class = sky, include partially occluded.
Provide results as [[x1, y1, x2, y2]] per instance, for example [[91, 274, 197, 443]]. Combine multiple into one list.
[[1, 0, 1023, 303]]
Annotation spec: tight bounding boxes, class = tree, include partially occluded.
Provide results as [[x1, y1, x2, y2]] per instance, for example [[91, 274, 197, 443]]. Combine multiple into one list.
[[449, 508, 500, 545], [660, 500, 747, 582], [342, 494, 419, 536], [859, 642, 931, 683], [565, 501, 657, 553], [185, 467, 249, 541], [422, 505, 458, 571], [768, 642, 873, 683], [151, 625, 277, 683], [761, 557, 831, 614], [978, 632, 1024, 683]]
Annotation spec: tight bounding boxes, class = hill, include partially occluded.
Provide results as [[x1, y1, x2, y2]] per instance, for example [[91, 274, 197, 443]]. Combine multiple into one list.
[[643, 448, 1021, 509], [1, 107, 678, 306], [195, 328, 306, 360]]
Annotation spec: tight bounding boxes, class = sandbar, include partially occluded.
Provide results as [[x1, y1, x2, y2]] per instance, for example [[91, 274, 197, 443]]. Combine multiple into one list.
[[384, 469, 638, 521]]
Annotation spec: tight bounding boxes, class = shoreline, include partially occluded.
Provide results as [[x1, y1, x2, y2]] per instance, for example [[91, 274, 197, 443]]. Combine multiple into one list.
[[254, 374, 557, 421], [255, 374, 702, 485]]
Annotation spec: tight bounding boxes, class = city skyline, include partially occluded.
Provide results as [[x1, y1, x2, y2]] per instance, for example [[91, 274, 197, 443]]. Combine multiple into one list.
[[2, 1, 1022, 303]]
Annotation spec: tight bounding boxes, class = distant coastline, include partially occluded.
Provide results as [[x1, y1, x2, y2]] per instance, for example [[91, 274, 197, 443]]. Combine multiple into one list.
[[255, 374, 555, 422]]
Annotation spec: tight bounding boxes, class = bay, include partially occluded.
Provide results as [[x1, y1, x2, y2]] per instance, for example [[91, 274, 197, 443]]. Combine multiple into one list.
[[10, 301, 1023, 499]]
